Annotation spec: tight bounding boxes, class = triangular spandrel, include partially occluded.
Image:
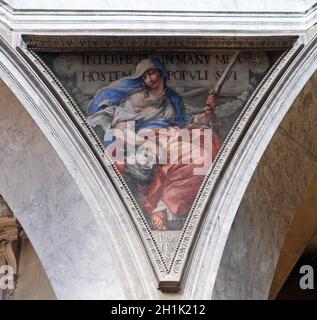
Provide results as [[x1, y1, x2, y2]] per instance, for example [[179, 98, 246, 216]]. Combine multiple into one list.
[[32, 46, 286, 289]]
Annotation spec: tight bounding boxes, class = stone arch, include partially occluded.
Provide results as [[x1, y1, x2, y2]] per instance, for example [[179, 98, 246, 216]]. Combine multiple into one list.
[[210, 43, 317, 299], [0, 36, 158, 299], [269, 171, 317, 299], [2, 32, 317, 299], [184, 34, 317, 299], [0, 80, 128, 299]]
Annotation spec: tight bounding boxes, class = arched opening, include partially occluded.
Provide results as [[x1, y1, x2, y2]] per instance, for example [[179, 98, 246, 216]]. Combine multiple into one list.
[[0, 195, 56, 299], [0, 78, 128, 299], [212, 65, 317, 299], [270, 172, 317, 299]]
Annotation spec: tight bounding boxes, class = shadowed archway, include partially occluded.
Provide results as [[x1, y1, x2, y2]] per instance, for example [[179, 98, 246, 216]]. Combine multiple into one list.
[[212, 65, 317, 300]]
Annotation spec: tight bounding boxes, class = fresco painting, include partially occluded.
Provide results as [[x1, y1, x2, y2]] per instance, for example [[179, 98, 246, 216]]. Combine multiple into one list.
[[40, 50, 280, 264]]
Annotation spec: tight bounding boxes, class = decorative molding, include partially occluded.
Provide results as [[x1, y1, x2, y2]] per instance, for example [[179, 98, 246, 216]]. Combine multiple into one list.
[[1, 35, 158, 299], [18, 35, 302, 292], [23, 35, 298, 52], [172, 38, 304, 278], [1, 2, 317, 38], [1, 1, 316, 13], [17, 42, 168, 278], [184, 32, 317, 299]]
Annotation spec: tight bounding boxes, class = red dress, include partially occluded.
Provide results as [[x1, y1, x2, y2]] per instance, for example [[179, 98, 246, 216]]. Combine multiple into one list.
[[144, 128, 222, 216]]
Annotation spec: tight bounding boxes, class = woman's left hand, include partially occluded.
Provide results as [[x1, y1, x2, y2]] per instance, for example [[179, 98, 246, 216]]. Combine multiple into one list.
[[191, 94, 217, 126]]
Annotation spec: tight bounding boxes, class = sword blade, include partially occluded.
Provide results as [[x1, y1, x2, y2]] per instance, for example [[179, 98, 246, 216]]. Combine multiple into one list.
[[209, 50, 240, 95]]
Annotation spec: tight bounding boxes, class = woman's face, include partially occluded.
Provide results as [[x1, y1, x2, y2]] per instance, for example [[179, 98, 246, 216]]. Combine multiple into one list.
[[142, 68, 163, 89]]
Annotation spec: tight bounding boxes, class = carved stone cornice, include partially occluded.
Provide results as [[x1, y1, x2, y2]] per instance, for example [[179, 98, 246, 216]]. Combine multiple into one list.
[[22, 35, 298, 52], [1, 2, 317, 39]]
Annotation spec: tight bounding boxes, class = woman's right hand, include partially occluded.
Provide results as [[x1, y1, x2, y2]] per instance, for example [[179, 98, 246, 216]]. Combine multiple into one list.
[[152, 211, 167, 231]]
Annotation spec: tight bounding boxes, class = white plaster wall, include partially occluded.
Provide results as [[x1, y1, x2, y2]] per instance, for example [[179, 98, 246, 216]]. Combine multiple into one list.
[[0, 80, 126, 299], [1, 1, 317, 300], [181, 33, 317, 299], [4, 0, 316, 12], [212, 58, 317, 300]]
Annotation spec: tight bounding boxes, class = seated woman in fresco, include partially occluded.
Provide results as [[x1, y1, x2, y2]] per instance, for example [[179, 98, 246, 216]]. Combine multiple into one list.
[[87, 58, 222, 231]]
